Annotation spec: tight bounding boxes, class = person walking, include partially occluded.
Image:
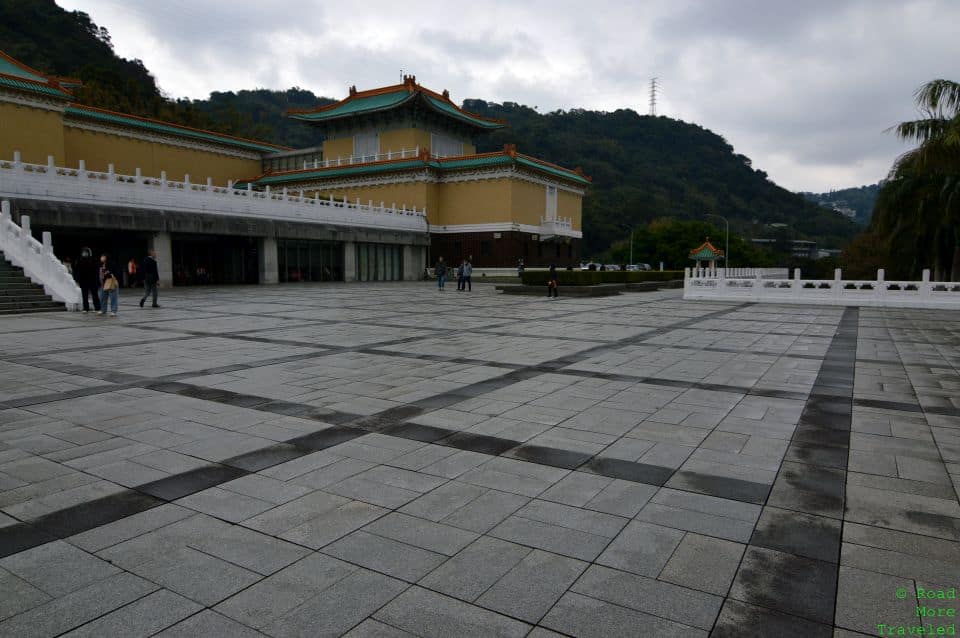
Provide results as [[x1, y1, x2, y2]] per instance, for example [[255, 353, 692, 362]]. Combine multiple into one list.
[[547, 263, 559, 299], [97, 253, 120, 317], [126, 257, 138, 288], [76, 247, 101, 313], [462, 255, 473, 292], [456, 260, 465, 291], [139, 249, 160, 308], [435, 257, 447, 291]]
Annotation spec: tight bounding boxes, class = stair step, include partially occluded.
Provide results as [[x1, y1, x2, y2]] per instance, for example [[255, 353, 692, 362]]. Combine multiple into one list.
[[0, 305, 66, 315], [0, 288, 47, 297], [0, 299, 64, 309]]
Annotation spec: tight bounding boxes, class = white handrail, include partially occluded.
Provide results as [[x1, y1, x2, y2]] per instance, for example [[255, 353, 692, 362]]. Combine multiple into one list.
[[0, 200, 81, 310], [301, 146, 453, 170], [0, 154, 428, 234], [683, 267, 960, 308]]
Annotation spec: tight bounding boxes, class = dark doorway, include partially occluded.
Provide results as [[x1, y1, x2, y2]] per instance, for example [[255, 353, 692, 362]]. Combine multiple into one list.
[[171, 234, 260, 285]]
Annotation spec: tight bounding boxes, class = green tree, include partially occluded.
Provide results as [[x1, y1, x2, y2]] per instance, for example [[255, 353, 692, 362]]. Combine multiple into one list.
[[867, 80, 960, 280]]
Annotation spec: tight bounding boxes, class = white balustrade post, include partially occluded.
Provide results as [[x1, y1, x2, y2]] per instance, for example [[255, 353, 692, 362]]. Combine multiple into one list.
[[329, 195, 334, 205], [282, 187, 287, 199], [0, 200, 9, 223], [184, 174, 190, 187], [13, 151, 21, 167], [135, 168, 142, 184], [21, 216, 31, 256], [78, 160, 85, 178], [47, 156, 55, 174], [107, 164, 115, 179], [380, 201, 385, 212], [227, 180, 233, 189], [877, 268, 885, 302], [834, 268, 843, 303], [160, 171, 167, 189], [391, 203, 396, 213], [355, 198, 360, 207], [921, 269, 932, 301], [368, 200, 373, 209], [247, 183, 253, 193], [793, 268, 801, 299], [207, 177, 213, 188], [265, 186, 271, 197]]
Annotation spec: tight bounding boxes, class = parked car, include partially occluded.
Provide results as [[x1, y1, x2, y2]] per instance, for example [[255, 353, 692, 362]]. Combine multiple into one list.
[[580, 262, 601, 271], [604, 264, 622, 271]]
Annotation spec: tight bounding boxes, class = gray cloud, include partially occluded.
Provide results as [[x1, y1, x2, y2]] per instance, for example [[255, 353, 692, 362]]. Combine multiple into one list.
[[55, 0, 960, 191]]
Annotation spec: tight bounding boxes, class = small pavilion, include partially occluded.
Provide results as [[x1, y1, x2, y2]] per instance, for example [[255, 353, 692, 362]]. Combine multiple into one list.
[[689, 237, 725, 270]]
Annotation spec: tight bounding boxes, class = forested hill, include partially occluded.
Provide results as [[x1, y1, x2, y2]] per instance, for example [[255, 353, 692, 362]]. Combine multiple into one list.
[[800, 184, 880, 225], [464, 101, 858, 254], [2, 0, 859, 256]]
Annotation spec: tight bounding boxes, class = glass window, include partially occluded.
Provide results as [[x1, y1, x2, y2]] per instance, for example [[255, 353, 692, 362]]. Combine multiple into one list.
[[430, 132, 464, 158], [545, 186, 558, 220], [353, 132, 379, 161]]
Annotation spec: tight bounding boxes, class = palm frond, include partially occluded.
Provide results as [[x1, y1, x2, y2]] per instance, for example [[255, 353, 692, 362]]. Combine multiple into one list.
[[915, 79, 960, 117]]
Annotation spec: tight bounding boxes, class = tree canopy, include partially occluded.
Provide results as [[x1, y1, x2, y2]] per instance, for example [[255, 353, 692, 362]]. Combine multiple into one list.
[[847, 79, 960, 280]]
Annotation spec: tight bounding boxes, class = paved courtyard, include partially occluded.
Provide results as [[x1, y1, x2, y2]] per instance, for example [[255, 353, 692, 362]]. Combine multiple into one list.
[[0, 282, 958, 637]]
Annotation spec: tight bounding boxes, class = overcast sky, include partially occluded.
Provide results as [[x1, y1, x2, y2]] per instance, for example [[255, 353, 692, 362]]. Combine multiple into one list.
[[56, 0, 959, 192]]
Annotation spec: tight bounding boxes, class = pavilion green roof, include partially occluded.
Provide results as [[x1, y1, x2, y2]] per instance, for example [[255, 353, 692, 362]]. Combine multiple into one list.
[[239, 151, 590, 188], [64, 105, 291, 154], [288, 81, 505, 130], [689, 240, 724, 260]]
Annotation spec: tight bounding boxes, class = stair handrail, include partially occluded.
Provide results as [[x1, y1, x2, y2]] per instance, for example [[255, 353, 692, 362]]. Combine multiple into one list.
[[0, 200, 81, 311]]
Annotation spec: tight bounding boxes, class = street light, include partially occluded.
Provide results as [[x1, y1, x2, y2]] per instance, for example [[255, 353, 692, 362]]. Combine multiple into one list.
[[705, 213, 730, 270]]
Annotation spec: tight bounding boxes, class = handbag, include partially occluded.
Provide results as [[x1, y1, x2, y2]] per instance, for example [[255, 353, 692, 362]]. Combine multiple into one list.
[[102, 276, 118, 291]]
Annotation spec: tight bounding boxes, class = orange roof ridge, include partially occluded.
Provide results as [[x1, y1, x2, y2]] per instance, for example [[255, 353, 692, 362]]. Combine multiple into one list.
[[516, 152, 591, 180], [67, 103, 292, 150]]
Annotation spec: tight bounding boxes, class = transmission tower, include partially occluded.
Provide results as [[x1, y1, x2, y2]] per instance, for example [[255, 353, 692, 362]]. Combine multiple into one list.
[[649, 77, 659, 116]]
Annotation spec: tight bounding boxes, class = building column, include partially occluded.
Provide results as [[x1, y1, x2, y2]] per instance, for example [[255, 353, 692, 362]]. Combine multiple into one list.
[[344, 241, 357, 282], [148, 232, 173, 286], [259, 237, 279, 284], [402, 245, 417, 281]]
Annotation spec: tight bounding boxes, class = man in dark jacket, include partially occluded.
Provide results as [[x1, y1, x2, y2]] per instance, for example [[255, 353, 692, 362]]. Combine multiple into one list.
[[547, 264, 559, 299], [75, 247, 100, 313], [435, 257, 447, 291], [139, 249, 160, 308]]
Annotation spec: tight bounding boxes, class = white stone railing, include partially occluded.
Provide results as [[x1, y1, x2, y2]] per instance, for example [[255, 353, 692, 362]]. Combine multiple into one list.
[[684, 267, 960, 308], [539, 217, 573, 235], [693, 267, 789, 279], [0, 154, 429, 233], [301, 147, 452, 169], [0, 201, 81, 310]]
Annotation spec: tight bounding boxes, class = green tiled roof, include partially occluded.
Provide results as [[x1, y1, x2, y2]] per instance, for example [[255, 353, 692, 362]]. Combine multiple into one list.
[[241, 152, 589, 188], [289, 90, 415, 122], [423, 95, 503, 129], [253, 159, 428, 185], [289, 86, 504, 130], [0, 53, 72, 99], [0, 74, 71, 98], [690, 246, 723, 260], [65, 106, 289, 153]]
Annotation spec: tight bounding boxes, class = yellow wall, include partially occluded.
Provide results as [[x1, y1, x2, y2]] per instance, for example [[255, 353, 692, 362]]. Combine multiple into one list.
[[510, 180, 549, 227], [322, 136, 353, 160], [559, 189, 583, 230], [315, 182, 438, 220], [63, 127, 260, 185], [436, 179, 512, 226], [0, 102, 65, 165]]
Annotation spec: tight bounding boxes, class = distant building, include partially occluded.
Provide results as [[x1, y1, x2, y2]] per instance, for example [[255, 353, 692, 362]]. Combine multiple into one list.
[[751, 238, 818, 259]]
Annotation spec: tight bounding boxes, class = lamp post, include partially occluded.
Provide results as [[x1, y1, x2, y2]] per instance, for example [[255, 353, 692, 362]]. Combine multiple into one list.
[[705, 213, 729, 271]]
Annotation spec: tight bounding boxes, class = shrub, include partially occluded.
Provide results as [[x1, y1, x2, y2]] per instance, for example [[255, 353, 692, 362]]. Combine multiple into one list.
[[519, 270, 684, 286]]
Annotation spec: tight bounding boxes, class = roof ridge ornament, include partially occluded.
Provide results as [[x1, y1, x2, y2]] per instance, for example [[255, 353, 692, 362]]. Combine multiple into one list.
[[349, 85, 357, 96]]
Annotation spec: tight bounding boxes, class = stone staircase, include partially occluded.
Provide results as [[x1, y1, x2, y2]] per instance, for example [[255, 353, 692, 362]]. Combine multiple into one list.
[[0, 251, 66, 314]]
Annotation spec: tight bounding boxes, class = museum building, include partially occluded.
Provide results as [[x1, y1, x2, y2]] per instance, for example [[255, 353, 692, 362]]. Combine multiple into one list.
[[0, 49, 587, 284]]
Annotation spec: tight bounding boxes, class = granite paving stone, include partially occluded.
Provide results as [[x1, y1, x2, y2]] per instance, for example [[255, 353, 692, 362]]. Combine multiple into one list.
[[1, 286, 959, 636]]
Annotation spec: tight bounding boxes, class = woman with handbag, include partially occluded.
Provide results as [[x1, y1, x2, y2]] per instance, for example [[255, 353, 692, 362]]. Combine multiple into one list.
[[98, 253, 120, 317]]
